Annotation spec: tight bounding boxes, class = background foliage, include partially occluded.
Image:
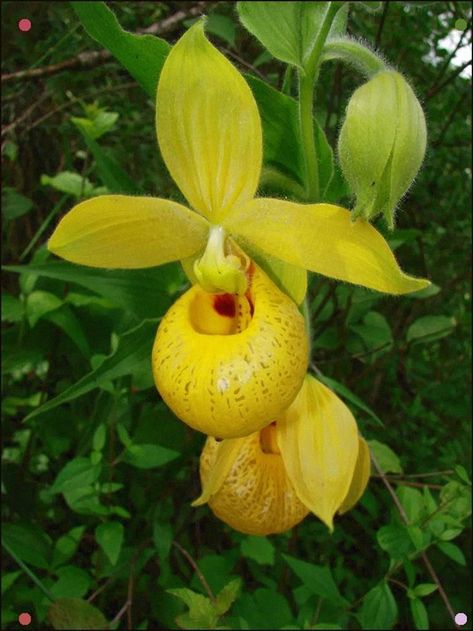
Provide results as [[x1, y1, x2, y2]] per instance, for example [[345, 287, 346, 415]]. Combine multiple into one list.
[[2, 1, 471, 629]]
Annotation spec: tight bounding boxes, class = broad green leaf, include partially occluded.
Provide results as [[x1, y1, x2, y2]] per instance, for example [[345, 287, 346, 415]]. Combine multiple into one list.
[[368, 440, 402, 473], [43, 305, 91, 357], [232, 588, 293, 630], [360, 582, 398, 630], [241, 536, 275, 565], [72, 1, 170, 98], [1, 294, 24, 323], [282, 554, 347, 605], [50, 458, 102, 495], [238, 2, 345, 70], [48, 597, 109, 630], [167, 588, 218, 630], [376, 524, 413, 559], [52, 526, 86, 569], [72, 108, 118, 139], [92, 424, 107, 452], [407, 315, 456, 344], [214, 579, 242, 616], [123, 443, 180, 469], [71, 119, 139, 195], [41, 172, 104, 198], [413, 583, 438, 598], [349, 311, 393, 358], [410, 598, 429, 630], [24, 319, 157, 421], [246, 74, 333, 190], [436, 541, 466, 566], [152, 519, 173, 561], [1, 571, 22, 595], [50, 566, 91, 599], [185, 14, 237, 48], [95, 522, 124, 565], [2, 523, 52, 570], [26, 290, 63, 327], [2, 187, 33, 221], [3, 261, 180, 319], [318, 375, 384, 427], [396, 486, 424, 523]]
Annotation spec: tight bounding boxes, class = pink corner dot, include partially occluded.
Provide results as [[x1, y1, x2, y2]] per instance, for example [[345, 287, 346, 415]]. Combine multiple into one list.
[[455, 613, 468, 626], [18, 18, 32, 32], [18, 613, 31, 626]]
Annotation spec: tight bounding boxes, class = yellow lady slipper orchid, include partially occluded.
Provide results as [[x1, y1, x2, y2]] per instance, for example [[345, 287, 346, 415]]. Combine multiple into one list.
[[47, 20, 429, 439], [193, 375, 371, 535]]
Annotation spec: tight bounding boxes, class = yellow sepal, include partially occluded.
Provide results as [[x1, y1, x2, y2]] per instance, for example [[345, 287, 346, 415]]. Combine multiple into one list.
[[226, 198, 430, 295], [277, 375, 359, 531], [192, 438, 242, 506], [48, 195, 208, 268], [338, 436, 371, 515], [156, 21, 262, 223]]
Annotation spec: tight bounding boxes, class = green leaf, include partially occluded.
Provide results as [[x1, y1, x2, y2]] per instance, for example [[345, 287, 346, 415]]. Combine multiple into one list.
[[95, 522, 124, 565], [238, 2, 342, 70], [368, 440, 402, 473], [413, 583, 438, 598], [318, 374, 384, 427], [26, 290, 63, 327], [232, 588, 293, 630], [406, 315, 456, 344], [241, 536, 275, 565], [71, 109, 119, 140], [1, 570, 22, 595], [2, 187, 33, 221], [282, 554, 347, 605], [360, 582, 398, 630], [396, 486, 424, 523], [71, 119, 138, 194], [52, 526, 86, 569], [152, 519, 173, 561], [123, 443, 180, 469], [50, 566, 91, 599], [410, 598, 429, 630], [214, 579, 242, 616], [349, 311, 393, 357], [436, 541, 466, 566], [196, 14, 237, 48], [1, 294, 24, 323], [92, 424, 107, 452], [72, 1, 170, 99], [376, 524, 413, 559], [48, 597, 109, 630], [167, 588, 218, 630], [50, 458, 102, 495], [3, 261, 180, 319], [24, 319, 157, 421], [41, 171, 104, 198], [43, 304, 91, 357], [2, 523, 52, 570]]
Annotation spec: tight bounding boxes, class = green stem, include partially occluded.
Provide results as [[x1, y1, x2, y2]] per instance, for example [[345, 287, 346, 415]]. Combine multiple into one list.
[[298, 2, 342, 201], [2, 538, 55, 602], [321, 37, 388, 78]]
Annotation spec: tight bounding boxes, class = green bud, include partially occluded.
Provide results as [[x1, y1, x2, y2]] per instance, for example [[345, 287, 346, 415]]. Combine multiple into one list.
[[338, 70, 427, 228], [194, 226, 249, 295]]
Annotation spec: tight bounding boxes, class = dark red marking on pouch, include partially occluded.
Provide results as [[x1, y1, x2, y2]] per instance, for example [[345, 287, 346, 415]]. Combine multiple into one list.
[[213, 293, 236, 318]]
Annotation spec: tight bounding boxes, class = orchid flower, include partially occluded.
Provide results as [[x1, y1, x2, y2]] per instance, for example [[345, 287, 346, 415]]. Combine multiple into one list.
[[193, 375, 371, 534], [48, 21, 429, 440]]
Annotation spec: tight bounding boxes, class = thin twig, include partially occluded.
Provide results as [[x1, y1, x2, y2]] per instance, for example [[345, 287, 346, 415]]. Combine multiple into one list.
[[373, 478, 443, 490], [380, 470, 454, 479], [1, 91, 50, 137], [110, 600, 131, 626], [375, 2, 389, 48], [425, 58, 472, 101], [172, 540, 215, 602], [127, 558, 135, 630], [370, 452, 460, 629], [427, 19, 471, 93]]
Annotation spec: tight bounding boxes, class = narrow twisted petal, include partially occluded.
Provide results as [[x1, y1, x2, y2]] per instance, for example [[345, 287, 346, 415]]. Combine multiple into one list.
[[152, 266, 309, 438], [157, 21, 262, 223], [48, 195, 208, 268], [195, 433, 309, 535], [226, 198, 430, 295], [338, 435, 371, 514], [277, 375, 359, 531]]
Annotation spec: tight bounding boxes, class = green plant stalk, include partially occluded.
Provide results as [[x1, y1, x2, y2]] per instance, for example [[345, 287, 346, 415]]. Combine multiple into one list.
[[298, 2, 342, 201], [1, 538, 55, 602], [321, 37, 387, 78]]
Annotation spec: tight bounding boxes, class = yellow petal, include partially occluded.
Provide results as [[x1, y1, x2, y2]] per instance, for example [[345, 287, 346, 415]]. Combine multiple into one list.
[[156, 21, 262, 223], [338, 436, 371, 515], [48, 195, 208, 268], [196, 432, 309, 535], [152, 265, 309, 438], [277, 375, 359, 531], [192, 438, 242, 506], [226, 198, 430, 295]]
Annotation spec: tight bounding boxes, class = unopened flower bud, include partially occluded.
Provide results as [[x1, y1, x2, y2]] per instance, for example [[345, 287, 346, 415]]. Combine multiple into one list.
[[338, 70, 427, 228]]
